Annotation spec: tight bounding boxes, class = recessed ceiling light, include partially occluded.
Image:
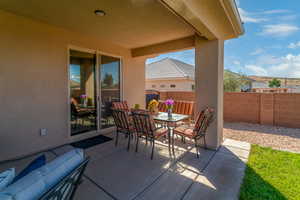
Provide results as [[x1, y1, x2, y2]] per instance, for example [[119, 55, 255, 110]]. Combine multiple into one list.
[[94, 10, 106, 16]]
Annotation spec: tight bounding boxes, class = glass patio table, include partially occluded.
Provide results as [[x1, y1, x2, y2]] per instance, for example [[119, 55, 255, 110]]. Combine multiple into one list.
[[152, 112, 189, 151]]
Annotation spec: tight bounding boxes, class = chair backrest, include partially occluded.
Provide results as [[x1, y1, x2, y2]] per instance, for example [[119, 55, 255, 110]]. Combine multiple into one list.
[[194, 107, 214, 136], [158, 101, 167, 112], [131, 111, 156, 137], [173, 101, 194, 116], [71, 102, 79, 115], [112, 101, 129, 111], [111, 109, 131, 131], [158, 100, 194, 116]]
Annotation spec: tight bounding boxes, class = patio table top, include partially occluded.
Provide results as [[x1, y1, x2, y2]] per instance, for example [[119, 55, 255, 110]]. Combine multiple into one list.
[[152, 112, 189, 123]]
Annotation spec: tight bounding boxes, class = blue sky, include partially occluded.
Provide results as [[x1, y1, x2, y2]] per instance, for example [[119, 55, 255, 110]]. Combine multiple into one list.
[[147, 0, 300, 78]]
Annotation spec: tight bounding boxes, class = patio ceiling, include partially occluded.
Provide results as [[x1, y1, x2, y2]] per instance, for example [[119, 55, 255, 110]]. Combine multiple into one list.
[[0, 0, 195, 49], [0, 0, 243, 53]]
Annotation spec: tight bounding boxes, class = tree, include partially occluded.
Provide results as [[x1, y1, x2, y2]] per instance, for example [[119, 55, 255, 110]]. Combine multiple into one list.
[[103, 73, 114, 88], [223, 70, 252, 92], [224, 72, 241, 92], [269, 78, 281, 88]]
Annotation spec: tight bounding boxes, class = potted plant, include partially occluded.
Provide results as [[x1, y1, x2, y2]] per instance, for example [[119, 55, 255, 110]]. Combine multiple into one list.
[[134, 104, 140, 109], [148, 99, 159, 114], [165, 99, 174, 118], [80, 94, 87, 107]]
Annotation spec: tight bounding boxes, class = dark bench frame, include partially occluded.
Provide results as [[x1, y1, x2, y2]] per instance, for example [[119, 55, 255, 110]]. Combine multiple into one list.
[[39, 157, 89, 200]]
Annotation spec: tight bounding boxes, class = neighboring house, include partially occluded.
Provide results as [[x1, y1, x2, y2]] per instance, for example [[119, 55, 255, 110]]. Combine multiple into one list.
[[146, 58, 195, 92], [249, 76, 300, 93], [251, 81, 269, 89]]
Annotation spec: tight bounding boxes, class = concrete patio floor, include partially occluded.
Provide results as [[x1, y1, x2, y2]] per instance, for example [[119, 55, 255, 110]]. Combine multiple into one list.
[[0, 134, 250, 200]]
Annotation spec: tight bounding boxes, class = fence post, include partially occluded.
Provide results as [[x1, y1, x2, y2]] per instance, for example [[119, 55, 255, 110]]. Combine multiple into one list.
[[260, 93, 274, 125]]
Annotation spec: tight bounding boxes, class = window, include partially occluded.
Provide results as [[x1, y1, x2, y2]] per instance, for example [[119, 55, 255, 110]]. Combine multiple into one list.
[[160, 84, 165, 88], [170, 84, 176, 88], [152, 85, 156, 88], [192, 84, 195, 90]]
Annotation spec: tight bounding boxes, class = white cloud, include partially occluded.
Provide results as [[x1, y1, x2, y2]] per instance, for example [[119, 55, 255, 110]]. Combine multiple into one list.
[[256, 54, 282, 65], [237, 8, 293, 24], [268, 54, 300, 77], [250, 48, 264, 56], [259, 24, 299, 37], [288, 41, 300, 49], [245, 65, 268, 76], [233, 60, 241, 65], [238, 8, 268, 23], [261, 9, 290, 14], [243, 54, 300, 78]]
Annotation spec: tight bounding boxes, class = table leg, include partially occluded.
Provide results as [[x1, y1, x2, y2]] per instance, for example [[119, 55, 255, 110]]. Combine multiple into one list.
[[172, 129, 175, 154], [168, 126, 171, 149]]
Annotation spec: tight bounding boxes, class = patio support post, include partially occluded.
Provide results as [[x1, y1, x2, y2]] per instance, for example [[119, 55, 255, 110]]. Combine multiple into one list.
[[195, 36, 224, 150]]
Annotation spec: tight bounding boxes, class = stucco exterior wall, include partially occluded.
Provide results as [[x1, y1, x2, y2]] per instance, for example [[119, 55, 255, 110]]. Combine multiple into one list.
[[0, 10, 145, 161], [145, 79, 194, 92]]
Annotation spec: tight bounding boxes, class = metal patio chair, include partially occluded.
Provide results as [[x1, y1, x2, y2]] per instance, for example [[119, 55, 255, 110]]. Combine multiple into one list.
[[111, 109, 135, 151], [173, 107, 214, 158], [131, 111, 168, 160]]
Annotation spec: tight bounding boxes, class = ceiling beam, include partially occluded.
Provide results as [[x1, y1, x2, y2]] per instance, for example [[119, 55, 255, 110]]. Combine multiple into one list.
[[131, 35, 204, 57]]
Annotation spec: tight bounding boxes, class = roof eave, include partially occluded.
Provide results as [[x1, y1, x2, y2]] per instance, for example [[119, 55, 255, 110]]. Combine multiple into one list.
[[219, 0, 245, 38]]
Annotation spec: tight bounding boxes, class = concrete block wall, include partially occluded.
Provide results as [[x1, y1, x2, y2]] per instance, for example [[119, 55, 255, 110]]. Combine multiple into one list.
[[274, 93, 300, 128], [159, 91, 195, 101], [224, 93, 261, 124], [225, 92, 300, 128], [154, 91, 300, 128], [260, 93, 274, 125]]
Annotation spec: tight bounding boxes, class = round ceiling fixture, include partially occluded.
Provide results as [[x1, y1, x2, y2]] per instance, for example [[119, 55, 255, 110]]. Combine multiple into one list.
[[94, 10, 106, 16]]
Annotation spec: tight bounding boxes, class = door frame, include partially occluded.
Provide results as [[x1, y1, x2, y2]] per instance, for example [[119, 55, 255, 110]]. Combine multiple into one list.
[[67, 45, 123, 138]]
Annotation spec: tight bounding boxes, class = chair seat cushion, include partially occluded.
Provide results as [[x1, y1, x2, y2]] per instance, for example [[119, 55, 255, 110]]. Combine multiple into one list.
[[174, 126, 195, 138], [154, 128, 168, 138], [0, 168, 15, 191]]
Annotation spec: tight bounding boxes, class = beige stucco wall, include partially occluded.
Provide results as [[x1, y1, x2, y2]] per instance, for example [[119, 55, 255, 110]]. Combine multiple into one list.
[[0, 10, 145, 161], [195, 37, 224, 150], [123, 57, 146, 108], [145, 79, 194, 92]]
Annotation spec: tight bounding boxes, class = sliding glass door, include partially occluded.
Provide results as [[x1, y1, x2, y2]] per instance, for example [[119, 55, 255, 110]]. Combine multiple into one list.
[[69, 50, 97, 136], [69, 49, 121, 135], [100, 55, 121, 129]]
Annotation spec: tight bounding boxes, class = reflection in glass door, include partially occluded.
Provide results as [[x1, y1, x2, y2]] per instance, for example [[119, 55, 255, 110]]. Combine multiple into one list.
[[69, 50, 97, 136], [100, 55, 121, 129]]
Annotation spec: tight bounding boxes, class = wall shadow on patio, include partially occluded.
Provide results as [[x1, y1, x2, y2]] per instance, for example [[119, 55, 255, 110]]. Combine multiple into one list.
[[177, 144, 287, 200]]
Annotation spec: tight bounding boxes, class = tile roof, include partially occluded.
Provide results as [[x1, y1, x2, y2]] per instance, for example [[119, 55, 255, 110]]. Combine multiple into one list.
[[146, 58, 194, 80]]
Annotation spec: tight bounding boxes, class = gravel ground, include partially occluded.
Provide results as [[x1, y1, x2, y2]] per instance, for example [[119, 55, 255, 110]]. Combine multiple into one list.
[[224, 122, 300, 153]]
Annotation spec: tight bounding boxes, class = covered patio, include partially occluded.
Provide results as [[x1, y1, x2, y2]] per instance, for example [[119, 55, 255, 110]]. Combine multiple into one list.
[[0, 132, 250, 200], [0, 0, 245, 199]]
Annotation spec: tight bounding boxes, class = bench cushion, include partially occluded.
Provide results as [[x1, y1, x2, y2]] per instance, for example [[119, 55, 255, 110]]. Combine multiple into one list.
[[12, 155, 45, 183], [0, 168, 15, 191], [1, 170, 46, 200], [0, 148, 84, 200], [38, 148, 84, 188]]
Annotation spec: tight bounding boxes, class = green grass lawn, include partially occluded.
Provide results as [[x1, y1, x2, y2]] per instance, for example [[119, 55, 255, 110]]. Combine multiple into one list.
[[239, 145, 300, 200]]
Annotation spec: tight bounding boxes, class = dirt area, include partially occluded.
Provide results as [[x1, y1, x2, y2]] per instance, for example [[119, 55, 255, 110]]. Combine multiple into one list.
[[223, 122, 300, 153]]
